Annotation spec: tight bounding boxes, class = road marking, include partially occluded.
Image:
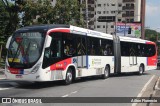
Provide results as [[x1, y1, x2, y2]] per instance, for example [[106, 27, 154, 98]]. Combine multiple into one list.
[[137, 75, 155, 97], [0, 87, 13, 91], [132, 75, 155, 106], [61, 91, 78, 97], [61, 94, 69, 97], [71, 91, 78, 94]]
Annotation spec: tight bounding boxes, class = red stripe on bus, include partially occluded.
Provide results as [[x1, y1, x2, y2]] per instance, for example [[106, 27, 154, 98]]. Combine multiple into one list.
[[47, 29, 70, 35], [50, 58, 72, 71], [146, 41, 157, 66], [8, 67, 20, 74]]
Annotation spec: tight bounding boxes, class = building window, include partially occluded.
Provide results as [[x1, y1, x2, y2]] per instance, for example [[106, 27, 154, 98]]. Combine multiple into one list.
[[98, 4, 101, 7], [130, 18, 134, 22], [103, 25, 105, 28], [111, 3, 115, 6], [111, 11, 115, 14], [97, 11, 101, 14], [103, 11, 109, 14], [111, 25, 114, 28], [118, 3, 122, 7], [97, 25, 101, 28], [118, 19, 121, 22]]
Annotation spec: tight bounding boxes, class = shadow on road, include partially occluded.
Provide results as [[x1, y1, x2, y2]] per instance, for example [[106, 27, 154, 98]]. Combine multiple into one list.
[[15, 72, 151, 89], [112, 72, 150, 77]]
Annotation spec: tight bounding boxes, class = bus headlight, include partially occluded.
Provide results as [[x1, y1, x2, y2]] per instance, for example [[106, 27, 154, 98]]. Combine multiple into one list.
[[31, 62, 41, 74]]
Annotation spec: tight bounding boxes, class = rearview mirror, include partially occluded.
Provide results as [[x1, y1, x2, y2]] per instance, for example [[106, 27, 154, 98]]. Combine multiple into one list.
[[45, 35, 52, 48], [6, 36, 12, 49]]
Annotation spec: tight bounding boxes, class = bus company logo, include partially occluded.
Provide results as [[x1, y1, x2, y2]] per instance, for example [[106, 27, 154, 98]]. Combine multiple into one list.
[[2, 98, 11, 103], [73, 58, 77, 63]]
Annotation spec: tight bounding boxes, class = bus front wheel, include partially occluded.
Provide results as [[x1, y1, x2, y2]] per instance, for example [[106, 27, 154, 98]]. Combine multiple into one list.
[[64, 68, 73, 85], [102, 66, 110, 79]]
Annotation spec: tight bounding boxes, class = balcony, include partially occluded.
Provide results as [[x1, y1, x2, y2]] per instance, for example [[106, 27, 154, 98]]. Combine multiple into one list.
[[122, 13, 134, 17], [122, 6, 135, 10], [123, 0, 135, 2]]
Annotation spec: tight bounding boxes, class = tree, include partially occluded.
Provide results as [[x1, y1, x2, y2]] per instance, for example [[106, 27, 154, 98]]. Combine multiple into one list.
[[21, 0, 55, 26], [145, 29, 160, 55], [0, 0, 22, 66], [0, 0, 10, 65], [21, 0, 84, 27], [145, 29, 160, 42], [53, 0, 84, 27]]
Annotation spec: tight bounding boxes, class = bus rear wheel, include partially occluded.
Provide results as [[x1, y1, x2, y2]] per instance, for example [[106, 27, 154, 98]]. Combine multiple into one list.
[[138, 65, 144, 75], [102, 66, 110, 79], [64, 68, 73, 85]]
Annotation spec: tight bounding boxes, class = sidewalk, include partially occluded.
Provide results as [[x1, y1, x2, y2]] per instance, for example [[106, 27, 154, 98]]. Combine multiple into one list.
[[0, 68, 4, 75], [150, 77, 160, 106], [136, 76, 160, 106], [0, 68, 5, 80]]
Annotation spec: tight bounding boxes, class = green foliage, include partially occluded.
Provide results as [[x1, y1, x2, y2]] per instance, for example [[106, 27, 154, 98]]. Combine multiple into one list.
[[21, 0, 55, 26], [21, 0, 84, 27], [145, 29, 160, 55], [0, 0, 10, 44], [53, 0, 84, 27], [145, 29, 160, 42], [0, 0, 19, 40]]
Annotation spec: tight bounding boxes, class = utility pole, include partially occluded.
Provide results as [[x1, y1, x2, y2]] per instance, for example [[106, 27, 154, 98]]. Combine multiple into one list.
[[86, 0, 88, 29], [141, 0, 146, 39]]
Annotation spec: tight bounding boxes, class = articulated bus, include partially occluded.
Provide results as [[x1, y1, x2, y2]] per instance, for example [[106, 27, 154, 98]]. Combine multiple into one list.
[[5, 25, 157, 84]]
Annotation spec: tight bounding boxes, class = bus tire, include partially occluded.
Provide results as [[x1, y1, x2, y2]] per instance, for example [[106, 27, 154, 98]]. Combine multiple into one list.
[[102, 66, 110, 79], [64, 68, 73, 85], [138, 65, 144, 75]]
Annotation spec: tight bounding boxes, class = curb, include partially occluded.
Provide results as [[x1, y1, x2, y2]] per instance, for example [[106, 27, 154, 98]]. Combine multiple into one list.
[[135, 75, 159, 106], [154, 77, 160, 90]]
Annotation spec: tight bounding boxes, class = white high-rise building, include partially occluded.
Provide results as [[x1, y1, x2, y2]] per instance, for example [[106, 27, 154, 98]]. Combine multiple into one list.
[[94, 0, 142, 34], [50, 0, 145, 37]]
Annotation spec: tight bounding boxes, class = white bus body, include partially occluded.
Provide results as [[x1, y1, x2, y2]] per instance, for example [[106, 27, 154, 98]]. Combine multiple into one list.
[[5, 25, 157, 84]]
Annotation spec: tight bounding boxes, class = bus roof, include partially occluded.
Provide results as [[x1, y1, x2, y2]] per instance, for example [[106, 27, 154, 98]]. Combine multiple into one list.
[[16, 24, 70, 32], [15, 24, 155, 45]]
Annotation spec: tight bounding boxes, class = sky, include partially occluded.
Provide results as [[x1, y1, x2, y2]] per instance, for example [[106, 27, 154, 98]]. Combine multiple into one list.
[[146, 0, 160, 31]]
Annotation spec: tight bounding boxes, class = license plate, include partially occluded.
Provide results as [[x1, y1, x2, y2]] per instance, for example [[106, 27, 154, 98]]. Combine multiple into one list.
[[16, 75, 23, 78]]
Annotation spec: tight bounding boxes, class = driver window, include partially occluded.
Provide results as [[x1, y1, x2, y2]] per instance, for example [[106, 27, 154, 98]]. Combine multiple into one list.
[[48, 33, 62, 58]]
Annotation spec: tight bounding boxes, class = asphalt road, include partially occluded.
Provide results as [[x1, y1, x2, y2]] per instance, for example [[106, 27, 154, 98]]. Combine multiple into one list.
[[0, 70, 160, 106]]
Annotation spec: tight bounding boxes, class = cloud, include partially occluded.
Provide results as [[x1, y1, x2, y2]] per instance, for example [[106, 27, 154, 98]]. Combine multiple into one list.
[[146, 3, 160, 16]]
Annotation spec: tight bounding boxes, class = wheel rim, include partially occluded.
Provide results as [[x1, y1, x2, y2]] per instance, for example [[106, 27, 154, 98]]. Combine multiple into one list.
[[67, 71, 72, 82], [104, 67, 109, 77], [139, 66, 143, 74]]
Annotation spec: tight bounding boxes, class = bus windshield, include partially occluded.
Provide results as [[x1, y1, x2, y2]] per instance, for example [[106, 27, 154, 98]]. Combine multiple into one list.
[[7, 32, 45, 68]]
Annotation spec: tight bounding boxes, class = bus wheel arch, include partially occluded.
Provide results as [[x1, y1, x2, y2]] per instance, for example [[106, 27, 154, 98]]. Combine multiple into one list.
[[139, 63, 145, 75], [102, 64, 110, 79], [64, 66, 76, 85]]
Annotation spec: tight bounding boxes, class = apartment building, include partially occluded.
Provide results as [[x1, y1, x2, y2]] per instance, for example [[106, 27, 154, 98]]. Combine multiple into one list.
[[50, 0, 145, 38], [95, 0, 142, 35]]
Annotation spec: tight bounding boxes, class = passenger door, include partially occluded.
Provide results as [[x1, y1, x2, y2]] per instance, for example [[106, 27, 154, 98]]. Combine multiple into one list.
[[77, 36, 87, 68]]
